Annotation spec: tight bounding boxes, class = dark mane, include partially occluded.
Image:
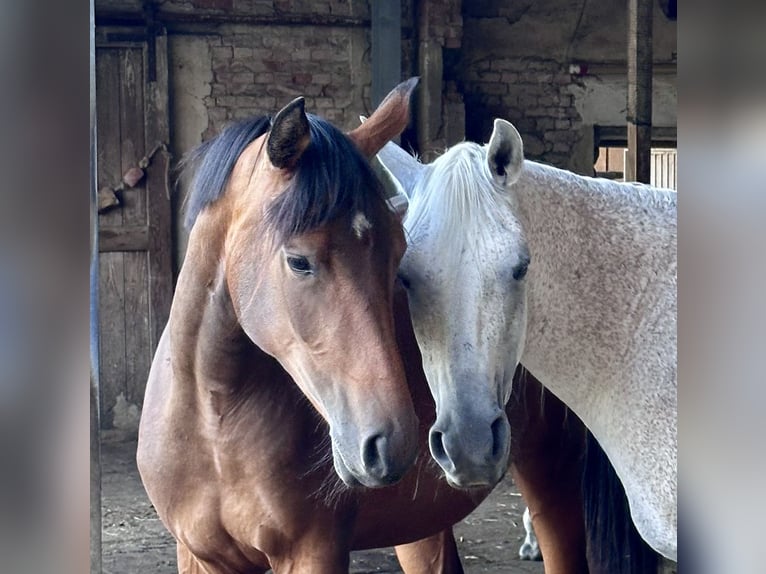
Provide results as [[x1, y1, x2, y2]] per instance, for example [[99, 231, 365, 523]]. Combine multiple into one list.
[[183, 116, 271, 230], [264, 114, 385, 243], [182, 113, 385, 238]]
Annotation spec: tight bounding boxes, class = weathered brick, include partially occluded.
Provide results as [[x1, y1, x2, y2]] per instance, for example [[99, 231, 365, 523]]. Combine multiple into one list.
[[207, 106, 228, 124], [479, 72, 501, 82], [291, 48, 311, 61], [254, 72, 275, 83], [536, 118, 556, 131], [517, 94, 538, 109], [251, 48, 274, 60], [291, 73, 312, 86], [232, 47, 253, 60], [500, 72, 518, 84], [480, 83, 508, 95], [228, 83, 256, 96], [211, 46, 233, 62], [523, 134, 545, 156], [312, 73, 332, 85], [546, 130, 573, 143], [525, 107, 548, 117]]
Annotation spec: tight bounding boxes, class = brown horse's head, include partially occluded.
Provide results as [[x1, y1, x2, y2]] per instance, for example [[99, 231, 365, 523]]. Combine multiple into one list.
[[187, 80, 419, 487]]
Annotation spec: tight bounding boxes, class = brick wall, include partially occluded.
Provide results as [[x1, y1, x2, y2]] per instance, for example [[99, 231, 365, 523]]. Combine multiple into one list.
[[423, 0, 463, 49], [460, 57, 583, 169], [204, 26, 370, 138]]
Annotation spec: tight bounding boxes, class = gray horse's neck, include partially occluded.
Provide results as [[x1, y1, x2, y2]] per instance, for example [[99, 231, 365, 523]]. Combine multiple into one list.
[[511, 161, 677, 558], [513, 160, 677, 425]]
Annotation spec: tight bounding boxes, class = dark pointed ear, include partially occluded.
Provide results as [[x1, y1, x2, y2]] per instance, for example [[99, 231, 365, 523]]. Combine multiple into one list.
[[487, 119, 524, 187], [348, 77, 418, 158], [267, 97, 311, 169]]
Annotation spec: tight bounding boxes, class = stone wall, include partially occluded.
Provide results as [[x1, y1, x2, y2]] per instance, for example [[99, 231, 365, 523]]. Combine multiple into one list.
[[96, 0, 676, 258], [204, 25, 370, 137], [460, 57, 583, 170], [453, 0, 677, 173]]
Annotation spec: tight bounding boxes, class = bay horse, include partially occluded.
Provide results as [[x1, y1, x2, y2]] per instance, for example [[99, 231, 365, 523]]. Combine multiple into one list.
[[137, 80, 495, 573], [375, 120, 677, 561], [511, 367, 660, 574]]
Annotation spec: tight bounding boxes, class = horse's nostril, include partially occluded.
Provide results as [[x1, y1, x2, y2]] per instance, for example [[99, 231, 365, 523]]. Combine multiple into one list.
[[361, 433, 386, 474], [429, 429, 447, 463], [490, 415, 509, 459]]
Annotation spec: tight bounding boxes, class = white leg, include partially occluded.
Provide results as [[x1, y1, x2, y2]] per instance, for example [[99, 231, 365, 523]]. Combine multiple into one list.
[[518, 506, 542, 561]]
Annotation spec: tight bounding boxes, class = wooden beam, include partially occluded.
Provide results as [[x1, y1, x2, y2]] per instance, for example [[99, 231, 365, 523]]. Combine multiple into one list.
[[98, 225, 149, 252], [415, 0, 444, 162], [145, 33, 174, 354], [625, 0, 653, 183]]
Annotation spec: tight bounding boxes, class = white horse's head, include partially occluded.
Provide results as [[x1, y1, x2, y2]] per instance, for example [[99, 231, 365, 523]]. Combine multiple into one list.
[[378, 120, 529, 488]]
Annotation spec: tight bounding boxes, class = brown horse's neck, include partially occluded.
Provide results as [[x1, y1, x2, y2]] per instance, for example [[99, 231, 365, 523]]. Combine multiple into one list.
[[170, 208, 267, 424]]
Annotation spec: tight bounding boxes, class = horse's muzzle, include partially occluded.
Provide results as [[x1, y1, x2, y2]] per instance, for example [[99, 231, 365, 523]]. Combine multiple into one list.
[[331, 428, 417, 488], [428, 411, 510, 489]]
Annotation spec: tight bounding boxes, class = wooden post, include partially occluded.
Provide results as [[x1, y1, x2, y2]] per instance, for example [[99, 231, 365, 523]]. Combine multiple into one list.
[[89, 0, 102, 571], [371, 0, 401, 108], [416, 0, 443, 161], [626, 0, 653, 183]]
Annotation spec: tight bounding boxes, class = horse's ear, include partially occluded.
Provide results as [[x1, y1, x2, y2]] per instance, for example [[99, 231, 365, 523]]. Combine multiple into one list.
[[267, 97, 311, 170], [371, 154, 409, 220], [348, 77, 418, 158], [487, 119, 524, 187], [376, 141, 427, 199]]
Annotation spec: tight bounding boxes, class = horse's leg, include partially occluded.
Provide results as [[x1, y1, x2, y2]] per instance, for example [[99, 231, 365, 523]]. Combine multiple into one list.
[[394, 529, 464, 574], [176, 542, 213, 574], [176, 541, 270, 574], [518, 506, 542, 561], [582, 429, 660, 574], [267, 535, 350, 574], [509, 370, 588, 574]]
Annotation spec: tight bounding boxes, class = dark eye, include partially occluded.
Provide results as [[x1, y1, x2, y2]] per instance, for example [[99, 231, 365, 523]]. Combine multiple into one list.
[[512, 256, 530, 281], [287, 255, 312, 276], [397, 273, 411, 290]]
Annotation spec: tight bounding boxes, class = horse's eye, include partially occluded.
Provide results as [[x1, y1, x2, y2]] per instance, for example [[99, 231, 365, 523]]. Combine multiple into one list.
[[287, 255, 312, 276], [512, 257, 530, 281], [397, 273, 411, 290]]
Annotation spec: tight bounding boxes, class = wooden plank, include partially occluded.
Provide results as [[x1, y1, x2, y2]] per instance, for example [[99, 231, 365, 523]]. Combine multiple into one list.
[[625, 0, 653, 183], [120, 46, 152, 406], [98, 253, 126, 428], [145, 33, 173, 354], [124, 250, 151, 405], [119, 47, 147, 227], [97, 46, 126, 426], [98, 226, 149, 252], [97, 49, 124, 228]]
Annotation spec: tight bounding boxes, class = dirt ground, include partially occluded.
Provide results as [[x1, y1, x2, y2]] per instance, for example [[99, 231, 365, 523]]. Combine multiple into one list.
[[100, 436, 544, 574]]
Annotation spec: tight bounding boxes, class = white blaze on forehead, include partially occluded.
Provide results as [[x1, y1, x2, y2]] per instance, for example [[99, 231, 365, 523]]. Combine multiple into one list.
[[352, 212, 372, 239]]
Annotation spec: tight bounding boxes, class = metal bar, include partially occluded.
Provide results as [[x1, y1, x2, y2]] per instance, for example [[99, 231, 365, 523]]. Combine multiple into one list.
[[371, 0, 402, 108], [90, 0, 102, 571]]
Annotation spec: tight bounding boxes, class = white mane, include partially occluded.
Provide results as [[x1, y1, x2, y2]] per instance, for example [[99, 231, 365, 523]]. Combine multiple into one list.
[[404, 142, 518, 257]]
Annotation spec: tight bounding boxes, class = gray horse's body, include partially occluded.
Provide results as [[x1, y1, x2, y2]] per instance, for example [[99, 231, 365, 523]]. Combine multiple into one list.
[[515, 160, 677, 559], [377, 120, 677, 560]]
